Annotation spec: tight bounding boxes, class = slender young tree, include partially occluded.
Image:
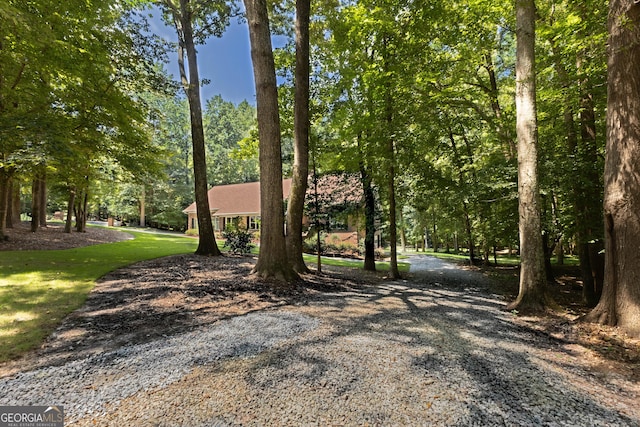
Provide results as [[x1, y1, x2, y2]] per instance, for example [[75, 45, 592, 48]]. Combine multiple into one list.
[[584, 0, 640, 337], [507, 0, 548, 311], [285, 0, 311, 273], [382, 35, 400, 280], [245, 0, 299, 282]]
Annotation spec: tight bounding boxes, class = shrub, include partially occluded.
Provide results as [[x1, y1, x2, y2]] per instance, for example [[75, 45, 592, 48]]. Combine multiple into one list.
[[223, 227, 254, 254], [303, 231, 327, 254], [185, 229, 199, 237]]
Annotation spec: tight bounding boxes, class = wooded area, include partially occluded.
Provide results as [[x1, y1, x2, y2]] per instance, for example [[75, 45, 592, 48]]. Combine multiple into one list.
[[1, 0, 638, 335]]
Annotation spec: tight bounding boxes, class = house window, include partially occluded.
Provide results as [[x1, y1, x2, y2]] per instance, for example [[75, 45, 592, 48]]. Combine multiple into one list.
[[212, 217, 222, 231], [191, 217, 196, 230], [248, 216, 260, 230], [223, 216, 243, 230]]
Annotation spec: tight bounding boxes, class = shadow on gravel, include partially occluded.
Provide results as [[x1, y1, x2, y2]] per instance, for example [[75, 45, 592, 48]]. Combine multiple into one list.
[[241, 258, 638, 425]]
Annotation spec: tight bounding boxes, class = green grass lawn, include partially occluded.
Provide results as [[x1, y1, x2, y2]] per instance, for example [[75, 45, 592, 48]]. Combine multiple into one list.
[[402, 248, 579, 267], [0, 230, 198, 362], [302, 254, 411, 273]]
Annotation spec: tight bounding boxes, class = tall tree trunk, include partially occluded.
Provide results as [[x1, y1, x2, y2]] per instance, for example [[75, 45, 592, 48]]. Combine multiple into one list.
[[382, 36, 400, 280], [175, 0, 221, 256], [75, 187, 89, 233], [10, 180, 20, 227], [387, 148, 400, 279], [447, 126, 475, 265], [399, 207, 407, 254], [359, 156, 377, 271], [578, 79, 605, 305], [38, 172, 47, 227], [5, 177, 15, 228], [0, 169, 11, 240], [508, 0, 549, 311], [286, 0, 311, 274], [245, 0, 298, 282], [139, 185, 146, 228], [30, 177, 40, 232], [75, 189, 88, 233], [584, 0, 640, 337], [563, 76, 600, 305], [65, 187, 76, 233]]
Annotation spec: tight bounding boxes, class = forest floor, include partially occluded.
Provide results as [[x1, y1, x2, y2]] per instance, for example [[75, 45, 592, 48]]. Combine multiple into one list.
[[1, 222, 638, 382], [461, 261, 640, 384]]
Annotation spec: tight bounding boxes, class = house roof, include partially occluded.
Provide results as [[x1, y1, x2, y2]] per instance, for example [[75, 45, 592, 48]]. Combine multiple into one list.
[[183, 179, 292, 216]]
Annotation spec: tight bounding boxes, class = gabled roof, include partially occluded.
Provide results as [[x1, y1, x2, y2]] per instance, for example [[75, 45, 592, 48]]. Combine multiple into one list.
[[183, 179, 292, 215]]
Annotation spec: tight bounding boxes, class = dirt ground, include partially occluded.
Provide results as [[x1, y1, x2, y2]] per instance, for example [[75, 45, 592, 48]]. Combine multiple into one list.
[[469, 262, 640, 383], [1, 223, 638, 385], [0, 222, 133, 251]]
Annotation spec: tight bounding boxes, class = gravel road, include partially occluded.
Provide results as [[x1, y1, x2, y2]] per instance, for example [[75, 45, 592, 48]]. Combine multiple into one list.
[[1, 255, 638, 426]]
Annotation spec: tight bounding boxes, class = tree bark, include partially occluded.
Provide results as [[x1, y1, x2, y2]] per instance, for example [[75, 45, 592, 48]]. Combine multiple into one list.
[[176, 0, 221, 256], [75, 188, 88, 233], [65, 187, 76, 233], [38, 173, 47, 227], [447, 127, 475, 265], [508, 0, 549, 311], [5, 177, 15, 228], [245, 0, 298, 282], [30, 177, 40, 232], [359, 158, 377, 271], [285, 0, 311, 274], [578, 83, 605, 305], [139, 185, 146, 227], [0, 169, 11, 240], [382, 36, 400, 280], [584, 0, 640, 337], [10, 180, 20, 227]]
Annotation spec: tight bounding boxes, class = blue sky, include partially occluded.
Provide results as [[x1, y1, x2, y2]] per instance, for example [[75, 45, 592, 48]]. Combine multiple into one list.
[[147, 13, 258, 105]]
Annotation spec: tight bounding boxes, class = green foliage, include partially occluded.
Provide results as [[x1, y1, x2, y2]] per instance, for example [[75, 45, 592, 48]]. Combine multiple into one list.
[[204, 96, 260, 185], [1, 0, 169, 234], [222, 223, 255, 254], [222, 217, 255, 254]]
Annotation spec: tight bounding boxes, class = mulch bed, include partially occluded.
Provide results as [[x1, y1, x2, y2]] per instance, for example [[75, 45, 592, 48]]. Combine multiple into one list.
[[1, 222, 132, 251]]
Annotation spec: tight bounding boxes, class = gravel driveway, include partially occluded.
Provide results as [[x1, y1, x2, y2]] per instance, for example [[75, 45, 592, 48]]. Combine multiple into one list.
[[2, 255, 638, 426]]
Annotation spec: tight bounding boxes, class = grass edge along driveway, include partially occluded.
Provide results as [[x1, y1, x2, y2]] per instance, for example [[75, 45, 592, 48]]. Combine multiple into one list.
[[0, 230, 198, 363]]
